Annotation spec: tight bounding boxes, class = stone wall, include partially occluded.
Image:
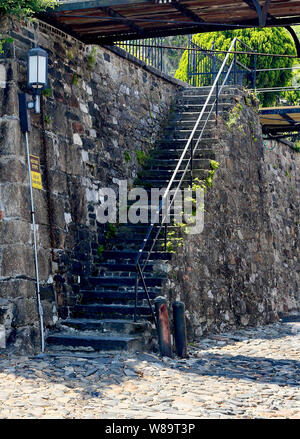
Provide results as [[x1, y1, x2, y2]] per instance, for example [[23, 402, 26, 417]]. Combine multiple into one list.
[[164, 91, 300, 340], [0, 17, 182, 353]]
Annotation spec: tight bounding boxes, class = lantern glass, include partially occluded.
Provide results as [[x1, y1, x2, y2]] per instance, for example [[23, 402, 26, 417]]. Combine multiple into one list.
[[27, 48, 48, 91]]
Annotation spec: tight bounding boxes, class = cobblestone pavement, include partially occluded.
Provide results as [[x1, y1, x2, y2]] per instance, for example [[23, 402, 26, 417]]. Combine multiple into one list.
[[0, 321, 299, 419]]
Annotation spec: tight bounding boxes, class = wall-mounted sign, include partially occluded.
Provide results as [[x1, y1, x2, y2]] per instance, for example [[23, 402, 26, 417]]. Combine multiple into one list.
[[29, 154, 43, 190]]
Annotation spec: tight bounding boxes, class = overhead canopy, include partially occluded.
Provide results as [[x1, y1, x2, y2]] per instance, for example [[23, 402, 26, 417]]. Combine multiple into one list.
[[38, 0, 300, 45], [260, 106, 300, 134]]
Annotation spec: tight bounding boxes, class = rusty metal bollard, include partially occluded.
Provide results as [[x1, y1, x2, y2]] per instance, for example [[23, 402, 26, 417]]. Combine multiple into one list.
[[172, 301, 188, 358], [154, 296, 173, 358]]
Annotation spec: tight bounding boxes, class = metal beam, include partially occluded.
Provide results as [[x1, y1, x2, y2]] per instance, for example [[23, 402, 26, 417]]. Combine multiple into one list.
[[52, 0, 150, 12], [100, 6, 143, 34], [170, 0, 206, 25], [281, 113, 298, 125], [262, 0, 271, 27], [243, 0, 263, 26], [285, 26, 300, 58]]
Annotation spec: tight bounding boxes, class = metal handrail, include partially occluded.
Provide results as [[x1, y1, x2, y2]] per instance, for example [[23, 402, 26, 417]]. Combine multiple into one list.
[[133, 38, 238, 327]]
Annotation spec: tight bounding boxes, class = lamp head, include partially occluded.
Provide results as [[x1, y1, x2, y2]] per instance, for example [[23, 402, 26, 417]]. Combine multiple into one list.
[[27, 47, 48, 93]]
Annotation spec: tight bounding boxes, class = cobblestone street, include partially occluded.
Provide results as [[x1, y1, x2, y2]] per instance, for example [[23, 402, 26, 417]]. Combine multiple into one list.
[[0, 320, 299, 419]]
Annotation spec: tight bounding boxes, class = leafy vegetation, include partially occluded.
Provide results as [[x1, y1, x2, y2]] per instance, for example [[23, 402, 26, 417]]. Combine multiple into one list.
[[136, 150, 148, 166], [87, 46, 98, 71], [0, 0, 56, 52], [0, 0, 56, 17], [124, 151, 132, 163], [175, 28, 297, 107]]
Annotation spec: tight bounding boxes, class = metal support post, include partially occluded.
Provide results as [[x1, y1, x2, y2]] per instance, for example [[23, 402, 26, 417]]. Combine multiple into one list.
[[25, 131, 45, 353], [19, 93, 45, 353], [154, 296, 173, 358], [172, 301, 188, 358]]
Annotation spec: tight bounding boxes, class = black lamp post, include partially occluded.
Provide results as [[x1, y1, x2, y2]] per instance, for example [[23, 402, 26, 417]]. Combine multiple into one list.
[[18, 46, 49, 352]]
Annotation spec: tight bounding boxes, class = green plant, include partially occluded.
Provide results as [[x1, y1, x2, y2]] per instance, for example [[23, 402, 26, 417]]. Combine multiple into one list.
[[44, 114, 51, 124], [291, 141, 300, 152], [66, 50, 74, 60], [42, 87, 52, 97], [0, 36, 13, 54], [106, 223, 117, 240], [124, 151, 132, 163], [285, 170, 292, 178], [87, 46, 97, 71], [72, 73, 79, 85], [0, 0, 57, 17], [97, 244, 105, 256], [226, 102, 243, 129], [136, 150, 148, 166]]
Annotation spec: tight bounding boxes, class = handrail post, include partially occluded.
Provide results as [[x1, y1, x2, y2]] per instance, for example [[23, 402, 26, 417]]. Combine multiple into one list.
[[164, 223, 168, 252], [212, 41, 216, 83], [134, 274, 139, 322], [190, 138, 193, 188], [233, 40, 237, 85], [216, 81, 219, 126], [136, 262, 158, 328], [253, 53, 257, 90]]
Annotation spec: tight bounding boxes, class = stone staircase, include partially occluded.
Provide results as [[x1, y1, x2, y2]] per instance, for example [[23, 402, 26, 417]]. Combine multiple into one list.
[[46, 86, 233, 353]]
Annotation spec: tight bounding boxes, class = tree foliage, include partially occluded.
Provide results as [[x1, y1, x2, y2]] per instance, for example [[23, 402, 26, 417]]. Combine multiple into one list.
[[0, 0, 57, 53], [0, 0, 56, 17], [175, 28, 297, 106]]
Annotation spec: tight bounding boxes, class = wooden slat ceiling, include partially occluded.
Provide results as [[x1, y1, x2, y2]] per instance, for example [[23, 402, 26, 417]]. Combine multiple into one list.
[[260, 106, 300, 133], [38, 0, 300, 44]]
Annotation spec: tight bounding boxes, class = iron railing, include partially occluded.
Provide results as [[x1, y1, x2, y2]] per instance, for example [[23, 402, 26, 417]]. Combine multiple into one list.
[[117, 38, 165, 73], [187, 38, 256, 88], [133, 37, 240, 328], [115, 37, 257, 88]]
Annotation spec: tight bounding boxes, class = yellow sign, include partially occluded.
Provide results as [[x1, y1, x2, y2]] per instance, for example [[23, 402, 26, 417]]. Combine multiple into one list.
[[29, 155, 43, 190]]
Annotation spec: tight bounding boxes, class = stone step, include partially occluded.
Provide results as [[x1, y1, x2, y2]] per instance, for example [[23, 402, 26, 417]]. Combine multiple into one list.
[[87, 276, 164, 288], [79, 289, 158, 303], [145, 158, 212, 170], [169, 107, 229, 120], [72, 304, 153, 319], [60, 318, 150, 335], [180, 86, 239, 97], [47, 333, 143, 352], [96, 250, 172, 262], [159, 137, 216, 148], [140, 168, 209, 180], [164, 130, 216, 141], [97, 262, 156, 272], [152, 148, 216, 160]]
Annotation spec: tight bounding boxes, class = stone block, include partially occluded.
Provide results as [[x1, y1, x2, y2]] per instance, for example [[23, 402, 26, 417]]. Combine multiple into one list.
[[1, 244, 36, 278], [11, 297, 39, 327], [0, 219, 31, 245], [0, 81, 19, 117], [0, 183, 31, 220], [0, 158, 27, 183], [0, 278, 35, 299], [0, 119, 21, 156], [9, 325, 40, 355]]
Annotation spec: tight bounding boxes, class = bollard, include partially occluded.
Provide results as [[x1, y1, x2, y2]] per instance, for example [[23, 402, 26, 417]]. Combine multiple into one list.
[[154, 296, 173, 358], [172, 301, 188, 358]]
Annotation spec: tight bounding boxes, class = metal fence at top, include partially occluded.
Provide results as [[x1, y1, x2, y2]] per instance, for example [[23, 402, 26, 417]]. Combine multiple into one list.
[[115, 37, 258, 89], [187, 38, 256, 88], [116, 38, 165, 73]]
